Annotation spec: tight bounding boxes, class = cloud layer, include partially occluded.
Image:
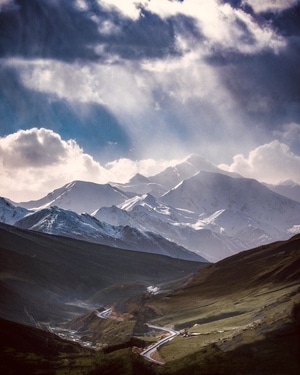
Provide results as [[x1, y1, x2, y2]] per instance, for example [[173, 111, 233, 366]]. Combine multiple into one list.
[[242, 0, 299, 13], [219, 140, 300, 184], [0, 128, 177, 201], [0, 128, 299, 201], [0, 128, 112, 200], [0, 0, 300, 199]]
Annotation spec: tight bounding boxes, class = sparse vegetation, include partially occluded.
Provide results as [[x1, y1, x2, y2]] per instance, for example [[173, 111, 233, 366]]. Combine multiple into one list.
[[0, 231, 299, 374]]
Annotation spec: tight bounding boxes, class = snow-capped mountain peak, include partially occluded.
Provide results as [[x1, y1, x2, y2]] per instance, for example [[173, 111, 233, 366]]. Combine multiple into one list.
[[264, 179, 300, 203], [17, 180, 134, 214], [1, 155, 299, 263], [0, 197, 30, 225], [161, 171, 300, 226], [14, 206, 204, 262], [118, 193, 157, 211], [278, 179, 298, 187]]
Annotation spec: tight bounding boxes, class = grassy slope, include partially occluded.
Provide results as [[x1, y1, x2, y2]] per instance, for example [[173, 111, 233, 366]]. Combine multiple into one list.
[[142, 235, 300, 374], [0, 317, 96, 375], [1, 230, 299, 374], [62, 235, 300, 375], [0, 223, 204, 324]]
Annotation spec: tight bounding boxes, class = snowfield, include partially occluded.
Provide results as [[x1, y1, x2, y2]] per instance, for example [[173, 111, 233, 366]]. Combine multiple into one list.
[[1, 155, 300, 262]]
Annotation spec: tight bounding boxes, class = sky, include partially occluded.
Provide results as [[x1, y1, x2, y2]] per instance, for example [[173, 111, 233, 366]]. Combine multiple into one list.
[[0, 0, 300, 201]]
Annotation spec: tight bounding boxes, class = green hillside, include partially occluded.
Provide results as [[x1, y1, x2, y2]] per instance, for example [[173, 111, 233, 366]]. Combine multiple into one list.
[[0, 223, 299, 374]]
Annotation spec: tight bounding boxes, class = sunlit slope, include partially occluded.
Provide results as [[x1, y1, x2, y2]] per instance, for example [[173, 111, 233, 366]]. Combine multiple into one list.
[[147, 234, 300, 325], [183, 232, 300, 294], [138, 235, 300, 374], [0, 232, 299, 374]]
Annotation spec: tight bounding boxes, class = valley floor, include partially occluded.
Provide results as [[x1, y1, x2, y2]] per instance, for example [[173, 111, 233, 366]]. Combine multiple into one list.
[[1, 235, 300, 374]]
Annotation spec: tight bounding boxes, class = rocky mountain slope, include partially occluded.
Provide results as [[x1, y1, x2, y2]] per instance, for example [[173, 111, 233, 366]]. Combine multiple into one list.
[[266, 179, 300, 203], [14, 206, 203, 261], [2, 155, 300, 262], [0, 197, 30, 225], [18, 180, 134, 214], [96, 171, 300, 261]]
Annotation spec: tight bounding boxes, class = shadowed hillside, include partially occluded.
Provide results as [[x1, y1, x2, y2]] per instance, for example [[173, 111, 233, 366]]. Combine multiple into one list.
[[0, 228, 299, 374], [183, 233, 300, 295], [0, 222, 204, 325], [134, 234, 300, 374]]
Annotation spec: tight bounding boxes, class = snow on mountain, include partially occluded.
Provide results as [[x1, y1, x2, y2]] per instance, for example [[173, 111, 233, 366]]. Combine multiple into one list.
[[199, 209, 280, 248], [161, 171, 300, 230], [94, 193, 199, 231], [4, 155, 300, 263], [94, 195, 239, 261], [95, 205, 269, 262], [14, 206, 204, 262], [117, 193, 158, 211], [94, 171, 300, 262], [148, 154, 225, 191], [0, 197, 30, 225], [111, 154, 238, 199], [265, 180, 300, 203], [111, 173, 167, 198], [200, 209, 277, 238], [15, 206, 107, 238], [17, 180, 134, 214]]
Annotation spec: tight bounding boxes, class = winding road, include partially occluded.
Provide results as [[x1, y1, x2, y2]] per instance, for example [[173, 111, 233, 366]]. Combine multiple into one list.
[[95, 308, 112, 319], [140, 324, 179, 365], [95, 307, 178, 364]]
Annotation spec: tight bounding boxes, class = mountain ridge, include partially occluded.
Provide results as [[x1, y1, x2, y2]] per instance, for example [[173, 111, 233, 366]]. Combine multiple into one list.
[[14, 206, 204, 262], [1, 155, 300, 262], [0, 221, 204, 325]]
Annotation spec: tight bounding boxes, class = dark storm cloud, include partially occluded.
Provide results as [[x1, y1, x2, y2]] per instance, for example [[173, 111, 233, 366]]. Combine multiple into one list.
[[0, 0, 190, 62], [103, 10, 203, 60], [207, 48, 300, 147], [0, 0, 300, 201], [0, 0, 101, 61], [1, 0, 299, 159], [203, 3, 300, 149], [263, 3, 300, 36], [101, 10, 177, 59], [207, 46, 300, 107]]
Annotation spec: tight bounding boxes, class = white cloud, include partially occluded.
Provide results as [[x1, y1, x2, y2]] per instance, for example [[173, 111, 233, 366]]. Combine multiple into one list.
[[242, 0, 299, 13], [9, 57, 153, 122], [7, 0, 285, 121], [0, 127, 68, 168], [99, 0, 285, 54], [1, 129, 299, 202], [75, 0, 89, 12], [6, 41, 240, 159], [0, 0, 14, 10], [105, 157, 180, 181], [273, 123, 300, 146], [218, 140, 300, 184], [3, 0, 287, 162], [99, 0, 143, 20], [0, 128, 181, 201], [0, 128, 113, 201]]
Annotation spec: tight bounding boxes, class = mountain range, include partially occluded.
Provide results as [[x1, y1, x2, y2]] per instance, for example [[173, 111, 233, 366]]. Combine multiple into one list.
[[0, 221, 203, 325], [1, 155, 300, 262], [14, 205, 202, 261]]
